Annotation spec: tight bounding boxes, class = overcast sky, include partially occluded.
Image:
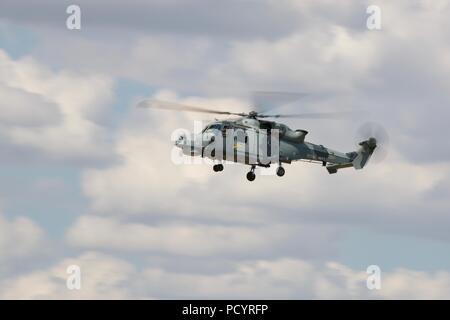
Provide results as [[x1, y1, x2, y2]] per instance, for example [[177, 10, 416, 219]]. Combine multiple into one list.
[[1, 0, 450, 299]]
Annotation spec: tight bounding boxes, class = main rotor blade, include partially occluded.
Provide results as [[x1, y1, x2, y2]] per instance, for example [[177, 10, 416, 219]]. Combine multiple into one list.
[[251, 91, 309, 113], [138, 99, 247, 117], [259, 111, 355, 119]]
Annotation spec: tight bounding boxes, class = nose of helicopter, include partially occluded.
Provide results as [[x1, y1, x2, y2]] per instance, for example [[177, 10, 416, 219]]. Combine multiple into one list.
[[174, 134, 186, 147]]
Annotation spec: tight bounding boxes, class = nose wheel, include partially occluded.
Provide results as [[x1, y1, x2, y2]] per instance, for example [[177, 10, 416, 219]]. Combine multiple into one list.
[[276, 166, 285, 177], [213, 164, 224, 172], [246, 165, 256, 181]]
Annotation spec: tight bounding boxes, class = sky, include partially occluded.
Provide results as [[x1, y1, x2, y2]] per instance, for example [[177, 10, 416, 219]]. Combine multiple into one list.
[[0, 0, 450, 299]]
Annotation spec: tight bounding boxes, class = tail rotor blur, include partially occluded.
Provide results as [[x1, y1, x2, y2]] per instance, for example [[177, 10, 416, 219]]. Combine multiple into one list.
[[355, 122, 389, 163]]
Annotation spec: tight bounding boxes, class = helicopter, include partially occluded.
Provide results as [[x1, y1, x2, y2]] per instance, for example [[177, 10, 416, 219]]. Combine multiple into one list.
[[138, 93, 388, 181]]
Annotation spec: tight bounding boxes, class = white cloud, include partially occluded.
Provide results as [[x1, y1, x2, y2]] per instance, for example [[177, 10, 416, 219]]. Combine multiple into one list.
[[67, 215, 281, 256], [0, 214, 45, 260], [78, 91, 450, 242], [81, 92, 260, 220], [66, 215, 338, 258], [25, 0, 450, 163], [210, 26, 382, 94], [0, 84, 60, 126], [381, 269, 450, 299], [3, 252, 450, 299], [0, 0, 450, 300], [0, 49, 115, 163], [0, 252, 136, 299], [140, 259, 450, 299]]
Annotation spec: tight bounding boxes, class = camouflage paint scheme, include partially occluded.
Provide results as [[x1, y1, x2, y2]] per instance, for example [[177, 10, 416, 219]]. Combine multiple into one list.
[[175, 117, 377, 175]]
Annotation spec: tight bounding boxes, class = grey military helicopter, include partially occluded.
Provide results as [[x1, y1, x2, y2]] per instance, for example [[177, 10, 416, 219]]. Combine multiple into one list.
[[139, 93, 388, 181]]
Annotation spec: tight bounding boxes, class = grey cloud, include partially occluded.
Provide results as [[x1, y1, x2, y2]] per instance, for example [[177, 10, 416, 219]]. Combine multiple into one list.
[[0, 0, 370, 39]]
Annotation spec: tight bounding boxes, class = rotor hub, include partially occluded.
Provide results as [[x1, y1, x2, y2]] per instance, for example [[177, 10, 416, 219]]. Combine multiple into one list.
[[248, 111, 258, 118]]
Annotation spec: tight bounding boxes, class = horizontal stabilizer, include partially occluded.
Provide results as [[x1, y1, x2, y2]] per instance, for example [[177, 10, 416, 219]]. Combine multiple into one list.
[[326, 163, 353, 174]]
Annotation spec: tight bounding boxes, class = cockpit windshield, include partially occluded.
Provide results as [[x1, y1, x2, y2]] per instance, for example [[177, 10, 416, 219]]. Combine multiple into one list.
[[203, 123, 222, 132]]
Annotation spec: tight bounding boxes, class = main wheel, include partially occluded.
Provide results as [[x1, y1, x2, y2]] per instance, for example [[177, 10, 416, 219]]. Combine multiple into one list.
[[213, 164, 224, 172], [276, 166, 285, 177], [246, 171, 256, 181], [217, 164, 223, 171]]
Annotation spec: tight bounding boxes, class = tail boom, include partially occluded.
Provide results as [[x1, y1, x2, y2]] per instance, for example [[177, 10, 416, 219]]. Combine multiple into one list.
[[326, 138, 377, 174]]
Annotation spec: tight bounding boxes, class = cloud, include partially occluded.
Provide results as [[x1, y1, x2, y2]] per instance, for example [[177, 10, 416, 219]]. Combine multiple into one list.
[[0, 49, 116, 163], [0, 84, 60, 126], [3, 252, 450, 299], [0, 252, 136, 299], [66, 215, 287, 256], [66, 215, 339, 259], [77, 90, 450, 243], [0, 214, 45, 260], [0, 0, 450, 300], [381, 268, 450, 299], [130, 258, 450, 299], [0, 0, 337, 39], [20, 0, 450, 164]]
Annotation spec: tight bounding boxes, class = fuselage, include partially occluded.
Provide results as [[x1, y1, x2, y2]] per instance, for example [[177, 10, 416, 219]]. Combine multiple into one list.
[[175, 118, 353, 166]]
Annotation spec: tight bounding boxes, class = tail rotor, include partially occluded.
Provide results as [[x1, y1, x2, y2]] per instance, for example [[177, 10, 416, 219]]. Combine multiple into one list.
[[355, 122, 390, 164]]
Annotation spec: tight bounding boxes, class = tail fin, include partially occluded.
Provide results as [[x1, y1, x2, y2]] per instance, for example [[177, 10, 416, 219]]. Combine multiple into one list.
[[352, 137, 377, 170]]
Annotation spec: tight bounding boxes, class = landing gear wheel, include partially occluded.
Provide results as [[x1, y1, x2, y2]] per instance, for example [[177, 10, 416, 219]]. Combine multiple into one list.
[[213, 164, 223, 172], [246, 171, 256, 181], [276, 166, 285, 177]]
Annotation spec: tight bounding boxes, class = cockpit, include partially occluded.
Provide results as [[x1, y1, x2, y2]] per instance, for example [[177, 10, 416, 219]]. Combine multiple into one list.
[[202, 123, 223, 132]]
